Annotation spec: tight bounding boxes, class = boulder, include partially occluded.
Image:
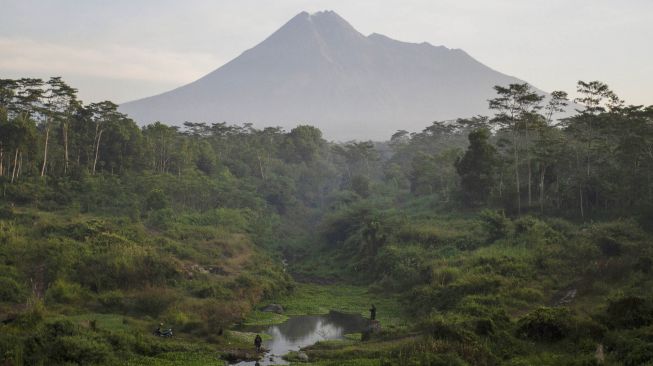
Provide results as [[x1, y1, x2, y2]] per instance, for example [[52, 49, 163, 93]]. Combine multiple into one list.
[[220, 350, 261, 363], [298, 351, 309, 362], [260, 304, 284, 314]]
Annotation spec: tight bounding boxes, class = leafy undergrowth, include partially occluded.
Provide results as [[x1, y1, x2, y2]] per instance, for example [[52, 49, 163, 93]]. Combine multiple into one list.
[[280, 200, 653, 365], [0, 206, 291, 365]]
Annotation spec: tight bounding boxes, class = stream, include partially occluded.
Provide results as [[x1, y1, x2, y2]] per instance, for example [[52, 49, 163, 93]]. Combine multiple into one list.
[[233, 311, 370, 365]]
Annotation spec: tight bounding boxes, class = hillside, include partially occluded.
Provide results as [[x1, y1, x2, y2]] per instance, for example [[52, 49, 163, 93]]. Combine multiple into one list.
[[2, 75, 653, 365]]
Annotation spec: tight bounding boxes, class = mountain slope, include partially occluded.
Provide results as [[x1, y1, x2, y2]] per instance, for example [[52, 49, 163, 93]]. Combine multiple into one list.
[[120, 10, 528, 140]]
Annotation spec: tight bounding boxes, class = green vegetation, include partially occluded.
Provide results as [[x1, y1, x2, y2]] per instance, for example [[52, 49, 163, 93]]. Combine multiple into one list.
[[1, 77, 653, 365], [245, 283, 406, 328]]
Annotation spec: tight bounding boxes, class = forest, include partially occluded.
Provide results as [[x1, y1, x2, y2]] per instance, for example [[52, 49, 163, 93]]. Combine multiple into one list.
[[1, 76, 653, 365]]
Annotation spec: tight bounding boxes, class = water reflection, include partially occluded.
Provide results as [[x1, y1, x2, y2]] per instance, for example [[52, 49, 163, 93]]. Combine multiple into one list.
[[234, 312, 368, 366]]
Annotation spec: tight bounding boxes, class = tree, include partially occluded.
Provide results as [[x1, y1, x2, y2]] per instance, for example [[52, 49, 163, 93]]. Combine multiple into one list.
[[41, 77, 77, 176], [283, 125, 324, 163], [565, 81, 623, 217], [86, 101, 127, 175], [489, 83, 544, 214], [142, 122, 180, 174], [573, 80, 623, 177], [333, 141, 378, 183], [455, 128, 497, 206]]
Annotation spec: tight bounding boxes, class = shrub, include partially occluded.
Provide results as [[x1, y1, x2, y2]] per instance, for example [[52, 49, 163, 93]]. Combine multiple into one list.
[[128, 287, 179, 316], [52, 335, 113, 364], [635, 256, 653, 274], [419, 315, 472, 342], [0, 277, 23, 302], [589, 220, 644, 257], [146, 208, 175, 230], [0, 205, 15, 219], [598, 236, 623, 257], [45, 319, 78, 337], [604, 328, 653, 366], [516, 307, 573, 342], [45, 279, 86, 304], [15, 298, 46, 328], [606, 296, 653, 329], [144, 188, 169, 211], [475, 318, 495, 336], [97, 290, 125, 311], [514, 217, 563, 248], [479, 209, 510, 242]]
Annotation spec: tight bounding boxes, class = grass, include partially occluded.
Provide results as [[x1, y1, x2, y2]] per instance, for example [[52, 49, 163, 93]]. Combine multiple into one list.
[[343, 333, 362, 341], [56, 313, 140, 332], [125, 352, 225, 366], [294, 335, 419, 365], [224, 330, 272, 347], [289, 359, 382, 366], [243, 310, 289, 326], [263, 283, 408, 328]]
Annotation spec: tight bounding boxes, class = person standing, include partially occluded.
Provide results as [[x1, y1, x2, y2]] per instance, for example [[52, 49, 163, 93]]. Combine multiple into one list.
[[254, 334, 263, 352], [369, 304, 377, 321]]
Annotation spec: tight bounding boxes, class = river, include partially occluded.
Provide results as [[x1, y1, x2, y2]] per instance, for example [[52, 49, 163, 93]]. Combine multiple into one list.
[[233, 311, 369, 365]]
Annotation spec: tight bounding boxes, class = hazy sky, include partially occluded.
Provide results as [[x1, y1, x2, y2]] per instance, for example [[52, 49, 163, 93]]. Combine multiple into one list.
[[1, 0, 651, 105]]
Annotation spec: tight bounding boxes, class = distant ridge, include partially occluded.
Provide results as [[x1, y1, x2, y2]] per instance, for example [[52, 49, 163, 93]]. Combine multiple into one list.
[[120, 10, 532, 140]]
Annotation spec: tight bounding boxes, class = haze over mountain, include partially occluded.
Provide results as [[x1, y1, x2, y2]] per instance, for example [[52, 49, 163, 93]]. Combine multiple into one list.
[[120, 10, 531, 140]]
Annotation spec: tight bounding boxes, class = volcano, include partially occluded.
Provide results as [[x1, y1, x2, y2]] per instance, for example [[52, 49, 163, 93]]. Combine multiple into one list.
[[120, 10, 530, 140]]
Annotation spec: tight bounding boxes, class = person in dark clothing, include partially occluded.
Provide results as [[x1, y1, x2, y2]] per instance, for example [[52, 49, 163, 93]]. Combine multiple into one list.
[[254, 334, 263, 352], [369, 304, 377, 320]]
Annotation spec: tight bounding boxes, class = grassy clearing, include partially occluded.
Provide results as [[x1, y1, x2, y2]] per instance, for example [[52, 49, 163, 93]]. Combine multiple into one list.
[[54, 313, 138, 332], [246, 283, 408, 329]]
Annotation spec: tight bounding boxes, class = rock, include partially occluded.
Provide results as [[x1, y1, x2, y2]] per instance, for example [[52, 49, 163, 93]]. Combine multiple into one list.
[[260, 303, 284, 314], [298, 351, 309, 362], [556, 289, 577, 306], [220, 350, 261, 363]]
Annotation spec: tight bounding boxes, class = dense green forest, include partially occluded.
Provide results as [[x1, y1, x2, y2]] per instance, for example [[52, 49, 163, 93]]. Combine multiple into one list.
[[1, 77, 653, 365]]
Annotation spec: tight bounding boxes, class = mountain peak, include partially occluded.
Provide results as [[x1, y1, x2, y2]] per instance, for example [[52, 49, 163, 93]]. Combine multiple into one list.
[[281, 10, 358, 33], [120, 11, 531, 140], [309, 10, 344, 20]]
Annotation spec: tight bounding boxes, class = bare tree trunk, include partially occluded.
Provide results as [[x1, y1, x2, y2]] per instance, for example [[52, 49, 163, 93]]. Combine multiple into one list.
[[11, 149, 18, 183], [92, 122, 100, 173], [556, 175, 560, 209], [63, 122, 69, 174], [539, 165, 545, 213], [17, 151, 22, 178], [527, 154, 533, 207], [579, 184, 584, 219], [587, 118, 592, 177], [257, 153, 266, 181], [512, 129, 521, 214], [41, 123, 50, 177], [0, 144, 4, 176], [525, 124, 532, 208], [92, 129, 103, 175]]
